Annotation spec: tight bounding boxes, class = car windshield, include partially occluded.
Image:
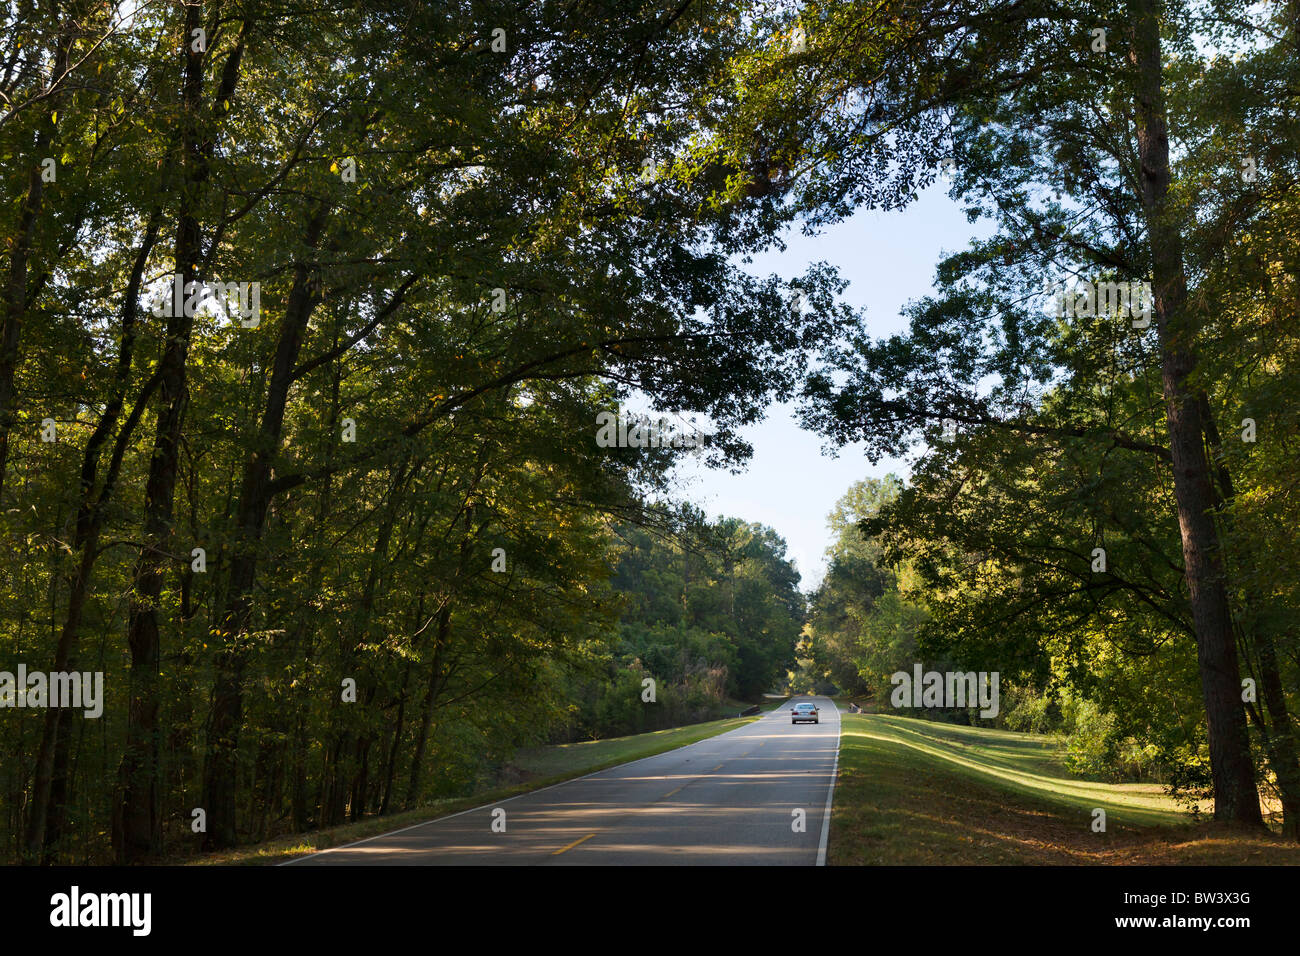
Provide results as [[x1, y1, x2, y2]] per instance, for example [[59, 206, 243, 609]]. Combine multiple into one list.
[[796, 704, 814, 711]]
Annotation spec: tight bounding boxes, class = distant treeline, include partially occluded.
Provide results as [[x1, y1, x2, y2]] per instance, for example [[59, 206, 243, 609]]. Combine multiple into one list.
[[560, 517, 804, 741]]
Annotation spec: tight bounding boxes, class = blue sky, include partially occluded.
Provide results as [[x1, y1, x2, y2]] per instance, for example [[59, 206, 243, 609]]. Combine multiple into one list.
[[669, 184, 993, 591]]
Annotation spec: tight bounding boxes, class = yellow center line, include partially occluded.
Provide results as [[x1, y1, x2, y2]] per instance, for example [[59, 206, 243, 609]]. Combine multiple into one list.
[[663, 786, 683, 798], [711, 764, 724, 772], [552, 832, 597, 856]]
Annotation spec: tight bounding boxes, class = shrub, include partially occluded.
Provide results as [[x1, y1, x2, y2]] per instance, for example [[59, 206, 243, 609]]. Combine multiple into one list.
[[1062, 697, 1121, 778]]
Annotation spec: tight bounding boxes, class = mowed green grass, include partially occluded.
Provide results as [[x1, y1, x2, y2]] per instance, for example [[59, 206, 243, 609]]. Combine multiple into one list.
[[830, 711, 1300, 865], [199, 711, 767, 865]]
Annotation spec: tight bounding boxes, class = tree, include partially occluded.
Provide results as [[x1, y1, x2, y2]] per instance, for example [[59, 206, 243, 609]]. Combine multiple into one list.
[[1, 0, 853, 862], [699, 0, 1300, 831]]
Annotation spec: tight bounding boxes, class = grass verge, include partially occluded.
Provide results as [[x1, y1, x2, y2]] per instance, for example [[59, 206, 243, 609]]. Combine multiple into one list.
[[830, 710, 1300, 864]]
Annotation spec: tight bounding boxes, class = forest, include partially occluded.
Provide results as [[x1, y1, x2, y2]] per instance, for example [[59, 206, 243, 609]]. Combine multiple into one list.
[[1, 0, 1298, 864]]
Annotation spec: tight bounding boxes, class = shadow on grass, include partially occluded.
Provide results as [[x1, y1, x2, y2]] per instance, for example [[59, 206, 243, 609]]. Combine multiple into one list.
[[830, 712, 1299, 865]]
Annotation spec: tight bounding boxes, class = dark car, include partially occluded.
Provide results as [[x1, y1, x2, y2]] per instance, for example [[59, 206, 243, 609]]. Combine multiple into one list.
[[791, 702, 819, 725]]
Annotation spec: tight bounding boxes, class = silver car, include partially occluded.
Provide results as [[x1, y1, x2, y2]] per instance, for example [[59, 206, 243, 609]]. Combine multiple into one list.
[[791, 702, 819, 724]]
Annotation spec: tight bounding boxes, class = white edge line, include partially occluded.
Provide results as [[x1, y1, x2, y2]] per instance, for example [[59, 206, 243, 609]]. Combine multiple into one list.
[[816, 701, 842, 867], [279, 707, 777, 865]]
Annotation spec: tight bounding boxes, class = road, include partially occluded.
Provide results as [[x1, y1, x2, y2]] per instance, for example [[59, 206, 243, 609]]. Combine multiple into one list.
[[286, 695, 841, 866]]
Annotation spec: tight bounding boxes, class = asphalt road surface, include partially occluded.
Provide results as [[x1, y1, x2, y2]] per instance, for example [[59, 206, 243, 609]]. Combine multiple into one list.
[[286, 695, 841, 866]]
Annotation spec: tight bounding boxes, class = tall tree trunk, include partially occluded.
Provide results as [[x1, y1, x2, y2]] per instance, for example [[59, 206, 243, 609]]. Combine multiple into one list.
[[0, 157, 44, 497], [313, 453, 410, 826], [379, 660, 413, 816], [350, 732, 373, 823], [25, 210, 161, 862], [290, 337, 342, 833], [0, 19, 73, 496], [1200, 397, 1300, 837], [1252, 634, 1300, 836], [405, 604, 451, 810], [403, 478, 486, 808], [200, 207, 326, 849], [116, 3, 243, 862], [319, 736, 348, 828], [1129, 0, 1262, 827]]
